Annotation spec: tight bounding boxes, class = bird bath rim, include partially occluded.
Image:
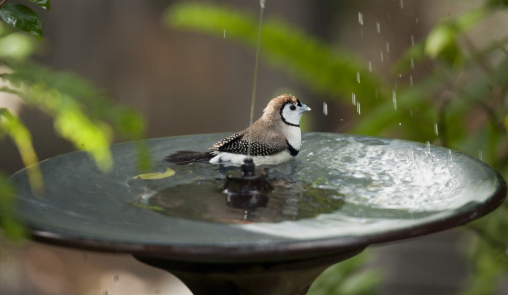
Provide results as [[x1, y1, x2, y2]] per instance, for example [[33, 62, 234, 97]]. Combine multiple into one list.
[[9, 132, 507, 264]]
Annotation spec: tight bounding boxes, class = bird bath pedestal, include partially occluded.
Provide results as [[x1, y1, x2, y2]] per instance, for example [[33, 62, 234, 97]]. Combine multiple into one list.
[[8, 133, 506, 295]]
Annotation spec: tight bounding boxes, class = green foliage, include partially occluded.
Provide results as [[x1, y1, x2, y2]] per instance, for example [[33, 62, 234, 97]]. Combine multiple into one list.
[[0, 0, 49, 41], [0, 172, 26, 240], [308, 251, 382, 295], [166, 3, 385, 107], [0, 0, 149, 240]]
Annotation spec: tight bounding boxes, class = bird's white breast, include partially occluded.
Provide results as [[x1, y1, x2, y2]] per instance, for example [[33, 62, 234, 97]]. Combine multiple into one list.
[[285, 125, 302, 150]]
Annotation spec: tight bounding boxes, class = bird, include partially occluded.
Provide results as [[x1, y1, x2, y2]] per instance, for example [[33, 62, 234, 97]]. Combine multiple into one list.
[[165, 94, 311, 165]]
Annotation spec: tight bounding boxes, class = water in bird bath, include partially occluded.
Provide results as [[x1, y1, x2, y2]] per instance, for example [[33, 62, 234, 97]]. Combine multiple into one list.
[[124, 132, 495, 239]]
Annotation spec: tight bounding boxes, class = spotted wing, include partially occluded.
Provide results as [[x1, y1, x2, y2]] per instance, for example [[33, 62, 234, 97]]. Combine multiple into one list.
[[210, 132, 286, 156]]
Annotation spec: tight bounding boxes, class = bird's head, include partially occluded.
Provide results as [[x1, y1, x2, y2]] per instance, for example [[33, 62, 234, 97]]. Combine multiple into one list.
[[263, 94, 311, 127]]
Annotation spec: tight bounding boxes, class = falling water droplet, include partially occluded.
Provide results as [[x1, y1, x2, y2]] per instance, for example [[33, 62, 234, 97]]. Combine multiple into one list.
[[260, 0, 266, 8], [380, 51, 384, 62], [356, 71, 361, 83], [399, 73, 402, 78], [223, 30, 226, 38], [386, 42, 390, 53], [323, 102, 328, 115], [416, 18, 419, 23], [411, 35, 415, 46], [399, 122, 402, 126], [434, 123, 439, 135], [392, 89, 397, 110], [479, 150, 483, 161], [376, 22, 381, 33], [448, 149, 453, 163], [426, 141, 431, 154], [410, 58, 415, 69], [400, 0, 404, 9], [352, 93, 356, 105], [358, 12, 364, 25], [368, 61, 372, 72], [409, 75, 413, 86], [357, 102, 361, 114]]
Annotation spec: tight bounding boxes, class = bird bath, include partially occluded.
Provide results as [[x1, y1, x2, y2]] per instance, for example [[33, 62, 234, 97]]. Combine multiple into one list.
[[8, 132, 506, 295]]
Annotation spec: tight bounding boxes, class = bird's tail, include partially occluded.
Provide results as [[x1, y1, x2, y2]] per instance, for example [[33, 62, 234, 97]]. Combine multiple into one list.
[[164, 151, 214, 165]]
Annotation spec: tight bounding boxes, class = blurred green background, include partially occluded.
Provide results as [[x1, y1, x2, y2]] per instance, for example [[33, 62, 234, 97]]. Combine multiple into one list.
[[1, 0, 508, 294]]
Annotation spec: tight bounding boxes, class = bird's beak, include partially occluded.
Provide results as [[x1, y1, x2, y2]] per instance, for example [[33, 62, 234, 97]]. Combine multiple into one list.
[[300, 103, 311, 114]]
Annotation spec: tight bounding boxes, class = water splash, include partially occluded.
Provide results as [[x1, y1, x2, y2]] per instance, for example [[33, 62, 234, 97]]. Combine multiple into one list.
[[247, 0, 266, 157], [392, 89, 397, 110]]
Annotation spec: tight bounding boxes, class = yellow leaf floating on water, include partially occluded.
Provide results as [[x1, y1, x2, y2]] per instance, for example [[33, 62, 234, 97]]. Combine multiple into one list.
[[132, 167, 175, 180]]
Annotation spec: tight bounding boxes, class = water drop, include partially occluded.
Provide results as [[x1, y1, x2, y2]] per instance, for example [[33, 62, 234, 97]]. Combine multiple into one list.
[[380, 51, 384, 62], [399, 122, 402, 126], [352, 93, 356, 105], [409, 75, 413, 86], [416, 18, 419, 23], [368, 61, 372, 72], [376, 22, 381, 33], [356, 71, 361, 83], [358, 12, 364, 25], [392, 89, 397, 110], [386, 42, 390, 53], [357, 102, 361, 114], [434, 123, 439, 135], [323, 102, 328, 116], [479, 150, 483, 161], [260, 0, 266, 8], [400, 0, 404, 9], [399, 73, 402, 78], [223, 30, 226, 38], [411, 35, 415, 46], [410, 58, 415, 69]]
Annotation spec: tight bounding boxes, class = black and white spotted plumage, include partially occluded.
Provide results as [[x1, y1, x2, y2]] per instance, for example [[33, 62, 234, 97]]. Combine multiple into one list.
[[165, 94, 311, 165], [211, 133, 285, 156]]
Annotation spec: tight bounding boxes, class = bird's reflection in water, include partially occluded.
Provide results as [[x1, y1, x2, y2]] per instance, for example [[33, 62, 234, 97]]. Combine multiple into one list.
[[148, 177, 345, 224]]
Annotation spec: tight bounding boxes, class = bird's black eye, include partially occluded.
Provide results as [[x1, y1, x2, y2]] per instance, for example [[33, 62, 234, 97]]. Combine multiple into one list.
[[290, 105, 296, 111]]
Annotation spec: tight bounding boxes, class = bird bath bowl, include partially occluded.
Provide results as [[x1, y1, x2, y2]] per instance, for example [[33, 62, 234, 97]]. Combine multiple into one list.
[[8, 132, 506, 295]]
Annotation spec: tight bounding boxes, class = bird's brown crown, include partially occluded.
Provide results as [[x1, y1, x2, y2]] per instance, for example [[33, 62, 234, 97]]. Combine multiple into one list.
[[262, 94, 298, 121]]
